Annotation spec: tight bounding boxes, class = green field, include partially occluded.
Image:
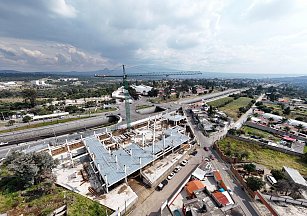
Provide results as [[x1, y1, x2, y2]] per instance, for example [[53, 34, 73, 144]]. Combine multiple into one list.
[[241, 126, 281, 142], [219, 97, 253, 120], [217, 137, 307, 175], [0, 117, 89, 134], [207, 97, 234, 108]]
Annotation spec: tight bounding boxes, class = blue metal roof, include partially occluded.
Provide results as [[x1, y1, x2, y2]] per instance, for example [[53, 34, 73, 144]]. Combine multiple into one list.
[[84, 128, 189, 187]]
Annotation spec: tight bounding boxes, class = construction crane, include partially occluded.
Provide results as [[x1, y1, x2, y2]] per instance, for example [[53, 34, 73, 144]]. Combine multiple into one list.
[[95, 65, 201, 129]]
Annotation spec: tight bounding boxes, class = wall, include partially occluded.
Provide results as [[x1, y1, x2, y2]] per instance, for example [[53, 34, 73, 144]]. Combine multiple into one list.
[[245, 122, 307, 142], [255, 192, 279, 216]]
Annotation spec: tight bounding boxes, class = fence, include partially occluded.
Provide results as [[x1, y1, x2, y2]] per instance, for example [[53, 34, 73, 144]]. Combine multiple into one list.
[[245, 122, 307, 142]]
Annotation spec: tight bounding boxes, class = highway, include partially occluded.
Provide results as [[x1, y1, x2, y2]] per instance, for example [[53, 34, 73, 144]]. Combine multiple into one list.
[[0, 89, 244, 159]]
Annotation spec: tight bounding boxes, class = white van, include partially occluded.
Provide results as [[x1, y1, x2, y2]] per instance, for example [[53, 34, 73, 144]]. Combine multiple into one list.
[[266, 175, 277, 185]]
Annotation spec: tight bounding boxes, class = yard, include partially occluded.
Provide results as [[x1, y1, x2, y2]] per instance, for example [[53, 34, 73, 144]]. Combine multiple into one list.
[[0, 185, 112, 216], [207, 97, 234, 108], [219, 97, 253, 120], [240, 126, 281, 142], [217, 136, 307, 175]]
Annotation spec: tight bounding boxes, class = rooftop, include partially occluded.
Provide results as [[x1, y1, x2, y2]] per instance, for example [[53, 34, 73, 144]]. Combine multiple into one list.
[[84, 126, 190, 187], [283, 166, 307, 187]]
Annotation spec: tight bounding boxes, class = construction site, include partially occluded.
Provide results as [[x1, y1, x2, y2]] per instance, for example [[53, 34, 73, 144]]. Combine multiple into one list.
[[47, 110, 196, 214]]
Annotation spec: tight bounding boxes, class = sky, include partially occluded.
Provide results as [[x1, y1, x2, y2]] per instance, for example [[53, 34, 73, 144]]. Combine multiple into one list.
[[0, 0, 307, 74]]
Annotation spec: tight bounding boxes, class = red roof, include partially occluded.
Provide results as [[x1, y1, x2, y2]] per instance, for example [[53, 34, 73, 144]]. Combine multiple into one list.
[[185, 180, 205, 197], [283, 136, 296, 142], [213, 171, 222, 182], [212, 192, 229, 206]]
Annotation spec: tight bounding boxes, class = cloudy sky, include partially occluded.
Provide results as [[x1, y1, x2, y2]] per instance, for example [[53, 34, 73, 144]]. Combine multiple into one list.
[[0, 0, 307, 74]]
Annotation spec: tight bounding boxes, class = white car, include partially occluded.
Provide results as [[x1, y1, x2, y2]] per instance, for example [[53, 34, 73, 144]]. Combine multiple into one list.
[[167, 172, 175, 180], [174, 166, 181, 173], [180, 160, 188, 166]]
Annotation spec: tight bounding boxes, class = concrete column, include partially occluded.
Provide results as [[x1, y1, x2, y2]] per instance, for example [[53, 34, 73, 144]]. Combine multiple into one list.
[[105, 175, 109, 193], [142, 133, 145, 148], [124, 165, 127, 183], [163, 134, 166, 158]]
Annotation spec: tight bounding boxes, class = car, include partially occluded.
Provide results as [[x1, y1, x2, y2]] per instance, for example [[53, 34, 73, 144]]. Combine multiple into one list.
[[174, 166, 181, 173], [190, 150, 198, 156], [204, 157, 210, 162], [209, 154, 215, 160], [204, 147, 209, 151], [167, 172, 175, 180], [174, 209, 181, 216], [180, 159, 188, 166], [157, 179, 168, 191]]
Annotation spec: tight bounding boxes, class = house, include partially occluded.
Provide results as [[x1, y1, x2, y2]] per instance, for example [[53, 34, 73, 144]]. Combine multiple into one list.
[[282, 166, 307, 188], [185, 180, 205, 197]]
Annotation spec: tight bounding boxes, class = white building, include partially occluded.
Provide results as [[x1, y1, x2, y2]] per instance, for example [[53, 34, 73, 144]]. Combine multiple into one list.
[[283, 166, 307, 188], [130, 84, 153, 95], [31, 80, 47, 86], [59, 78, 79, 82]]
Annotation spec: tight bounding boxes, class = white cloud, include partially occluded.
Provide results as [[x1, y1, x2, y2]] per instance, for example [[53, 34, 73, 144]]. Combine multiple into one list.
[[50, 0, 77, 18], [0, 0, 307, 74]]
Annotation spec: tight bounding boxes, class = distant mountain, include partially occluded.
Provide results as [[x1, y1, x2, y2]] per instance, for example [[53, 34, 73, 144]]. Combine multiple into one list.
[[272, 75, 307, 89], [0, 69, 305, 79]]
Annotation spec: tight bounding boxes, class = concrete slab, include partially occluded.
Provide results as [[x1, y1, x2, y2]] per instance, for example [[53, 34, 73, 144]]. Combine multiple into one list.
[[142, 152, 186, 184]]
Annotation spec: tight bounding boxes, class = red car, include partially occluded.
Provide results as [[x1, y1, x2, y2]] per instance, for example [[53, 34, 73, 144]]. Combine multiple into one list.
[[204, 147, 209, 151]]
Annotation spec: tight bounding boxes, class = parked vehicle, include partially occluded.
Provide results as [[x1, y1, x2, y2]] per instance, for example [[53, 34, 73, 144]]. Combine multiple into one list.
[[174, 209, 181, 216], [157, 179, 168, 191], [167, 172, 175, 180], [180, 160, 188, 166], [209, 154, 215, 160], [204, 147, 209, 151], [174, 166, 181, 173], [266, 175, 277, 185], [190, 150, 198, 156]]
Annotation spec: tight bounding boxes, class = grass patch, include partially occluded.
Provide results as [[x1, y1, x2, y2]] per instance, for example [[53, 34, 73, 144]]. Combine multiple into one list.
[[0, 116, 89, 134], [219, 97, 253, 120], [0, 185, 112, 216], [136, 104, 154, 110], [148, 95, 178, 104], [207, 97, 234, 108], [217, 137, 307, 175], [304, 146, 307, 154], [241, 126, 281, 142]]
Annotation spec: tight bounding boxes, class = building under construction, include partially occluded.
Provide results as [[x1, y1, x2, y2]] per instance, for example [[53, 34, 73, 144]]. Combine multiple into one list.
[[83, 112, 191, 193]]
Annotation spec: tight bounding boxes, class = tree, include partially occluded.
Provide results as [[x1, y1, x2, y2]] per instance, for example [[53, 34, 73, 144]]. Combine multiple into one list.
[[128, 87, 139, 100], [246, 176, 264, 191], [275, 179, 291, 195], [295, 124, 304, 133], [283, 107, 291, 115], [22, 88, 37, 107], [7, 119, 15, 126], [192, 86, 197, 94], [22, 115, 32, 123], [148, 88, 159, 97], [243, 163, 256, 175], [241, 151, 250, 160], [6, 151, 57, 187], [270, 169, 285, 181]]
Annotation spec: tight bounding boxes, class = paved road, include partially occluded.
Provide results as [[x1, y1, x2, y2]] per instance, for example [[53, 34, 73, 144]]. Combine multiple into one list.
[[185, 109, 260, 216]]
